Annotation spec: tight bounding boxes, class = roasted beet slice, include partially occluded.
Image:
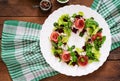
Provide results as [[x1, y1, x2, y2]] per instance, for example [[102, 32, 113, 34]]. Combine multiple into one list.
[[72, 27, 78, 33], [82, 46, 86, 51], [72, 62, 77, 66], [55, 28, 64, 33], [74, 51, 79, 58]]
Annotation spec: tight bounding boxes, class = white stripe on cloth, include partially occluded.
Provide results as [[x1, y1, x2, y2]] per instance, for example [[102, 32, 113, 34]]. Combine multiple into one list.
[[94, 0, 102, 11], [14, 36, 34, 81], [16, 26, 40, 37], [25, 73, 35, 81], [112, 33, 120, 43]]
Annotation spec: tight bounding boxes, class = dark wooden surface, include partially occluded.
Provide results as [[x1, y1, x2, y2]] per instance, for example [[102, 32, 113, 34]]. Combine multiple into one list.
[[0, 0, 120, 81]]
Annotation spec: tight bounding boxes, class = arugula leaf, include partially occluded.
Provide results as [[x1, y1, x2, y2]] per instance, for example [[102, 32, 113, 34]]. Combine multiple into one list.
[[86, 51, 95, 60], [86, 51, 99, 62], [86, 43, 93, 52], [51, 41, 58, 48], [94, 36, 106, 51], [58, 41, 63, 46], [72, 13, 77, 18], [71, 45, 75, 50], [58, 14, 72, 27], [55, 49, 62, 54], [85, 43, 99, 61], [54, 22, 59, 27], [88, 59, 99, 63], [68, 45, 75, 51], [58, 36, 62, 41], [70, 52, 75, 56], [72, 55, 77, 62], [92, 27, 101, 35], [51, 47, 62, 55], [94, 39, 101, 51], [79, 32, 84, 37], [64, 28, 71, 37], [85, 18, 99, 36], [68, 60, 73, 65], [69, 52, 77, 63], [86, 28, 94, 36], [98, 28, 103, 33], [102, 36, 106, 44], [68, 21, 72, 28], [92, 47, 100, 59], [85, 18, 99, 28]]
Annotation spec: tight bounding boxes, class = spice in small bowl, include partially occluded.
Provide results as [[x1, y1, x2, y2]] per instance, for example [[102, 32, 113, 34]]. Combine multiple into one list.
[[40, 0, 52, 11], [57, 0, 69, 4]]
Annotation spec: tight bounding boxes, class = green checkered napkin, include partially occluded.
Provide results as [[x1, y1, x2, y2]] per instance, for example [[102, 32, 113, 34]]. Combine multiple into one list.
[[1, 0, 120, 81], [1, 21, 58, 81]]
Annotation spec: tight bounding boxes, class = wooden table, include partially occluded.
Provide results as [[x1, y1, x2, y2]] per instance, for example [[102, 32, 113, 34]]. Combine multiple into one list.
[[0, 0, 120, 81]]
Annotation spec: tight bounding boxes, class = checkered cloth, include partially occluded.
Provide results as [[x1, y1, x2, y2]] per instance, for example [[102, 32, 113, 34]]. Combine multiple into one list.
[[1, 0, 120, 81], [91, 0, 120, 50], [1, 21, 58, 81]]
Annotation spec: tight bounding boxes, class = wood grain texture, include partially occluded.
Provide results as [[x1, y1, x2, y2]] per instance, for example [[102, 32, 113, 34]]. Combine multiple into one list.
[[0, 60, 12, 81], [0, 25, 3, 38], [0, 0, 93, 17], [0, 60, 120, 81], [0, 39, 1, 60], [109, 48, 120, 60], [42, 61, 120, 81], [0, 17, 46, 24]]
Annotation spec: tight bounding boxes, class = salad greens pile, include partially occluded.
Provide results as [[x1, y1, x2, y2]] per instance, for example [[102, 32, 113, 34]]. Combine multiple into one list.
[[50, 11, 106, 66]]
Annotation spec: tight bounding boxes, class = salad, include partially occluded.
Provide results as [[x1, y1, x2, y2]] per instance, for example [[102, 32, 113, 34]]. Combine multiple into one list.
[[50, 11, 106, 66]]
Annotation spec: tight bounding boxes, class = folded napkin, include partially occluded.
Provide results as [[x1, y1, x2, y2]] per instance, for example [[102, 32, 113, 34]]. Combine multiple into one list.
[[1, 21, 58, 81], [1, 0, 120, 81]]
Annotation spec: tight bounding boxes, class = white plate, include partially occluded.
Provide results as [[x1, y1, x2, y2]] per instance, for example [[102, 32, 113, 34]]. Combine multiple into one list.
[[40, 5, 111, 76]]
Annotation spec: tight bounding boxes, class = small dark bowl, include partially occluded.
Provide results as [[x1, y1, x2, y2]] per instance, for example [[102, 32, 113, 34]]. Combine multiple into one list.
[[40, 0, 52, 11]]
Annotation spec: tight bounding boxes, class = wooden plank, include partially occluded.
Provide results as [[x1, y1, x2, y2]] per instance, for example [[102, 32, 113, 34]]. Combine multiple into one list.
[[109, 47, 120, 60], [0, 0, 43, 17], [0, 25, 3, 38], [0, 39, 2, 61], [69, 0, 93, 7], [0, 4, 51, 17], [0, 0, 39, 5], [0, 60, 120, 81], [43, 61, 120, 81], [0, 60, 12, 81], [0, 17, 46, 24], [0, 0, 93, 17]]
